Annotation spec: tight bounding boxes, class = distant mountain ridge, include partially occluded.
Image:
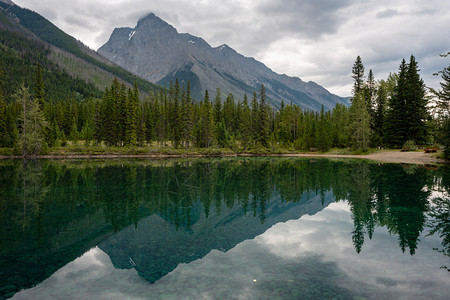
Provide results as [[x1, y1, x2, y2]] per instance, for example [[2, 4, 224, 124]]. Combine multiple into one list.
[[0, 1, 161, 98], [99, 13, 350, 110]]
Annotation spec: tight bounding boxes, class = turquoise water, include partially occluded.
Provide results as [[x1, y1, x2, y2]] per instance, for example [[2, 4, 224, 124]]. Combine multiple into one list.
[[0, 158, 449, 299]]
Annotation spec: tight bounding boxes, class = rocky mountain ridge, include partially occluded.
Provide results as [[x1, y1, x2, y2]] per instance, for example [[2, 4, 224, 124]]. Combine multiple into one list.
[[99, 13, 350, 110]]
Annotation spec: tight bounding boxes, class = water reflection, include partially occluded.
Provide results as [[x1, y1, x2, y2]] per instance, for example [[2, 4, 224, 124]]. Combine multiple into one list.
[[0, 158, 449, 299]]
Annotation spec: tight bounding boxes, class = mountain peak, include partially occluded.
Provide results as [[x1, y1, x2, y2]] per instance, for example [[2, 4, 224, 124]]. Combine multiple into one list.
[[99, 14, 348, 110], [138, 12, 157, 22], [136, 12, 176, 32], [0, 0, 15, 6]]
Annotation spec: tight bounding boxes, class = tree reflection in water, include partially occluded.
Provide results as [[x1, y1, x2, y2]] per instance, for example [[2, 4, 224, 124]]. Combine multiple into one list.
[[0, 158, 449, 298]]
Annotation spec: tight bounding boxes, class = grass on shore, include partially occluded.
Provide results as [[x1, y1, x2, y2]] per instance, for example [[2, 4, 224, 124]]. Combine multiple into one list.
[[0, 140, 444, 158]]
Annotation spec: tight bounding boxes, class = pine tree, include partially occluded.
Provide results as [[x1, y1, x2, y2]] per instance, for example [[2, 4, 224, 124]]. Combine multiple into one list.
[[385, 59, 408, 147], [80, 118, 93, 146], [364, 69, 376, 120], [171, 79, 182, 148], [223, 93, 235, 134], [251, 91, 259, 145], [16, 84, 48, 155], [213, 88, 223, 124], [69, 117, 78, 144], [373, 80, 387, 146], [124, 86, 138, 146], [102, 82, 120, 146], [5, 105, 19, 148], [352, 56, 365, 96], [181, 81, 194, 148], [349, 92, 371, 151], [117, 83, 127, 145], [405, 55, 428, 144], [258, 84, 270, 147], [200, 90, 214, 148], [240, 94, 252, 149]]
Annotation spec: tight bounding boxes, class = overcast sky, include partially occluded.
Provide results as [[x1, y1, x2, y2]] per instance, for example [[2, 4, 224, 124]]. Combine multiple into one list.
[[12, 0, 450, 97]]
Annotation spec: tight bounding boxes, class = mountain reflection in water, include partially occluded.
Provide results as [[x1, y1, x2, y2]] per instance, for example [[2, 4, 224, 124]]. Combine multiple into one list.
[[0, 158, 449, 299]]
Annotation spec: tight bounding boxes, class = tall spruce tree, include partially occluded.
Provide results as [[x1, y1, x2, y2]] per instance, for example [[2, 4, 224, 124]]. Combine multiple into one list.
[[349, 92, 371, 151], [258, 84, 270, 147], [240, 94, 252, 149], [181, 81, 194, 148], [213, 88, 223, 124], [171, 79, 182, 148], [251, 91, 259, 144], [352, 56, 365, 96], [124, 86, 138, 146], [405, 55, 428, 144], [200, 90, 214, 148], [373, 80, 387, 146], [385, 59, 409, 147], [16, 84, 48, 155]]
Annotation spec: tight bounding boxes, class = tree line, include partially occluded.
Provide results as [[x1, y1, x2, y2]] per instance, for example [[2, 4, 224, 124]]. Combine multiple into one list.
[[348, 54, 449, 156], [0, 53, 449, 157]]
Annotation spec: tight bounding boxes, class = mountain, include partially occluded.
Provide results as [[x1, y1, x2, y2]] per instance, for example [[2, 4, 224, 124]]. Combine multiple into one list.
[[99, 13, 350, 110], [99, 191, 334, 283], [0, 1, 160, 101]]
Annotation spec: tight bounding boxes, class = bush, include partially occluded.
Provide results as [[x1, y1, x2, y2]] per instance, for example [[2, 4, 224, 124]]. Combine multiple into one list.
[[403, 140, 416, 151]]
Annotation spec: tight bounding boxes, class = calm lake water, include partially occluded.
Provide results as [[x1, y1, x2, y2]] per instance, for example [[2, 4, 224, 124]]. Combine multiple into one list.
[[0, 158, 449, 300]]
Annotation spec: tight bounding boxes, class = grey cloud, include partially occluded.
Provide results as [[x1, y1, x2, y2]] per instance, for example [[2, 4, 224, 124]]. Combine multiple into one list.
[[255, 0, 356, 38], [376, 8, 400, 18], [11, 0, 450, 96]]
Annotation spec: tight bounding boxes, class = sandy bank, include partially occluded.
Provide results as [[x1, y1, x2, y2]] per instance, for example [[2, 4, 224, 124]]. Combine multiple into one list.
[[0, 150, 447, 165]]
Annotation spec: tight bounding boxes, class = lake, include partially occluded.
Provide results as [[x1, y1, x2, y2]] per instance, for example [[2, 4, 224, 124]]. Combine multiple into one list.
[[0, 158, 449, 299]]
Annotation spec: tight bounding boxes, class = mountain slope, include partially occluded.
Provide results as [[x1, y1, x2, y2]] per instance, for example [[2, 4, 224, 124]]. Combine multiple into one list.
[[99, 13, 349, 110], [0, 2, 161, 100]]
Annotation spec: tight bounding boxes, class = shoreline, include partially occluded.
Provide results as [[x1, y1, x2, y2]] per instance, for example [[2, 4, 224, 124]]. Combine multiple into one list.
[[0, 150, 447, 165]]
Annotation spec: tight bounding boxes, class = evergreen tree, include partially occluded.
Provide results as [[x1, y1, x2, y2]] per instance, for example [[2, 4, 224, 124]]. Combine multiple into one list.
[[315, 105, 332, 151], [385, 59, 409, 147], [102, 82, 120, 146], [349, 92, 371, 151], [200, 90, 214, 148], [80, 118, 93, 146], [213, 88, 223, 124], [364, 69, 376, 124], [69, 117, 78, 144], [373, 80, 387, 146], [240, 94, 252, 149], [223, 93, 235, 134], [16, 84, 48, 155], [352, 56, 365, 96], [93, 99, 102, 145], [251, 91, 259, 144], [124, 86, 138, 146], [117, 83, 127, 145], [258, 84, 270, 147], [181, 81, 194, 148], [405, 55, 428, 144], [330, 103, 349, 148], [5, 105, 19, 148]]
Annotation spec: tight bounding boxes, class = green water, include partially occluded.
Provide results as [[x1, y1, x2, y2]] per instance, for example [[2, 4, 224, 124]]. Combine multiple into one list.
[[0, 158, 449, 299]]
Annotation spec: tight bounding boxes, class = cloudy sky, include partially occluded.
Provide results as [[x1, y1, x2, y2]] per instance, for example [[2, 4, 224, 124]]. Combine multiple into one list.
[[12, 0, 450, 96]]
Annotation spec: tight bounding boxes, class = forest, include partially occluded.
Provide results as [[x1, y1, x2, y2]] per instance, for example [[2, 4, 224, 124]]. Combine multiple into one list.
[[0, 31, 449, 158]]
